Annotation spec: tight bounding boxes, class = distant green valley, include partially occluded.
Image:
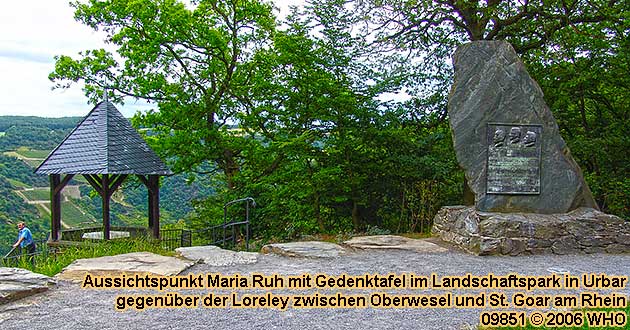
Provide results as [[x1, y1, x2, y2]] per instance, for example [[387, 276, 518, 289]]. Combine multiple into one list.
[[0, 116, 213, 255]]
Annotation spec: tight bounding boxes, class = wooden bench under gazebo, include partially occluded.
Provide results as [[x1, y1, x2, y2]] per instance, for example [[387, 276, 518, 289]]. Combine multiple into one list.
[[35, 99, 172, 242]]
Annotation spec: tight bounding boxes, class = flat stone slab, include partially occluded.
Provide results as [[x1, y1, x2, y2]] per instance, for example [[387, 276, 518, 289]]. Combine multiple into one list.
[[261, 241, 348, 258], [0, 267, 55, 305], [344, 235, 448, 253], [56, 252, 195, 281], [176, 246, 258, 266]]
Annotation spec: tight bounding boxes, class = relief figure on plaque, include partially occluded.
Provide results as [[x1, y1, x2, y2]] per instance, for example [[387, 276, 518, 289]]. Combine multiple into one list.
[[509, 127, 521, 144], [523, 131, 537, 147], [493, 128, 506, 147]]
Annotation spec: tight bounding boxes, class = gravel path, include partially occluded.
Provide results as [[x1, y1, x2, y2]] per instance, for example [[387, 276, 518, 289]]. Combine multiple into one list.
[[1, 248, 629, 330]]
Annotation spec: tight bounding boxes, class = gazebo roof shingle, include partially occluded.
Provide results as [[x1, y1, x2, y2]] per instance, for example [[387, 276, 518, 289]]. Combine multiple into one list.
[[35, 101, 172, 175]]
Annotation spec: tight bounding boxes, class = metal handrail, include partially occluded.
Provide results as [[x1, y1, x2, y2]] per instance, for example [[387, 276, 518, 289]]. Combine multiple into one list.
[[223, 197, 255, 251], [156, 197, 256, 251], [0, 198, 257, 265], [0, 237, 51, 267]]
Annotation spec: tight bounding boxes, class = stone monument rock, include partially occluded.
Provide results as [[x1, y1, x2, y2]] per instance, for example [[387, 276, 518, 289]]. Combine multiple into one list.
[[448, 40, 597, 213], [432, 41, 630, 255]]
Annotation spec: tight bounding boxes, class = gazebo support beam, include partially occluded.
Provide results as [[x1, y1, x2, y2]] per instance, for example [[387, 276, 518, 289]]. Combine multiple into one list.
[[102, 174, 110, 240], [137, 174, 160, 239], [83, 174, 103, 196], [149, 175, 160, 239], [108, 174, 128, 194], [50, 174, 74, 241], [81, 174, 129, 240]]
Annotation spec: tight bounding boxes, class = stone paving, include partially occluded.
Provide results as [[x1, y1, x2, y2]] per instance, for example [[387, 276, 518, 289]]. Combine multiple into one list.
[[343, 235, 448, 253], [2, 238, 630, 330], [0, 268, 55, 305], [176, 245, 258, 266], [261, 241, 349, 258], [55, 252, 196, 281]]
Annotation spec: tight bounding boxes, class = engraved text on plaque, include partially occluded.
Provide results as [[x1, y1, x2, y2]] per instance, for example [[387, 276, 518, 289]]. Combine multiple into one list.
[[486, 123, 542, 194]]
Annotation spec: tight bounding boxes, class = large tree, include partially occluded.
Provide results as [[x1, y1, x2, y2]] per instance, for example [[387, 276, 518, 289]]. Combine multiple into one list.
[[222, 1, 463, 236], [50, 0, 276, 189], [526, 14, 630, 217], [351, 0, 629, 218], [351, 0, 626, 117]]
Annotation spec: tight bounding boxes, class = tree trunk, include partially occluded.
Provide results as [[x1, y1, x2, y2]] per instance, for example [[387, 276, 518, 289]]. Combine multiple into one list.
[[222, 148, 240, 189], [314, 193, 324, 231], [351, 199, 361, 230]]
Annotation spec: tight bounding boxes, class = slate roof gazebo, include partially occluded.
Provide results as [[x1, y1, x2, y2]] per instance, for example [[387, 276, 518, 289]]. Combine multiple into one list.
[[35, 100, 172, 241]]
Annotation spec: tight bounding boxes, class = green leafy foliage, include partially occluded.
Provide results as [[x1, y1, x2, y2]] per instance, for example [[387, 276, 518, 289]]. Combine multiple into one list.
[[0, 116, 81, 131], [0, 126, 72, 152], [187, 2, 464, 239], [0, 154, 48, 187], [47, 0, 628, 244], [353, 0, 629, 220], [0, 117, 79, 152], [523, 10, 630, 219]]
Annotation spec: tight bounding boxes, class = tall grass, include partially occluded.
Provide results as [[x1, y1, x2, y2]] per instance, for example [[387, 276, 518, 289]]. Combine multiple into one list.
[[9, 237, 173, 277]]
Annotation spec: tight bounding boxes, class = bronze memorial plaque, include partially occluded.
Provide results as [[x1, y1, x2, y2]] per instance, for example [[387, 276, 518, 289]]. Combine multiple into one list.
[[486, 123, 542, 194]]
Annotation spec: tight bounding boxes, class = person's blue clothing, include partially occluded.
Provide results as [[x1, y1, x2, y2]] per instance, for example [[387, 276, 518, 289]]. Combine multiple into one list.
[[18, 227, 34, 248]]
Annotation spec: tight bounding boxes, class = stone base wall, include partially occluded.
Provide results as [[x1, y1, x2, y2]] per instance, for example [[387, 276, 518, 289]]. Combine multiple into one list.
[[432, 206, 630, 255]]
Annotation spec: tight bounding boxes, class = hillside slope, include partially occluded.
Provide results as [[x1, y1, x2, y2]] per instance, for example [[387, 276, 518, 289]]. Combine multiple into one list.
[[0, 116, 214, 254]]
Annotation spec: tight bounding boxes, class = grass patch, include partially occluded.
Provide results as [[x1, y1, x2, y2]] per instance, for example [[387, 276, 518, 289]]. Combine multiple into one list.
[[25, 159, 43, 167], [7, 178, 28, 188], [21, 188, 50, 201], [15, 147, 49, 159], [3, 151, 22, 158], [10, 237, 174, 277], [400, 232, 432, 239], [61, 201, 97, 227], [35, 203, 50, 218]]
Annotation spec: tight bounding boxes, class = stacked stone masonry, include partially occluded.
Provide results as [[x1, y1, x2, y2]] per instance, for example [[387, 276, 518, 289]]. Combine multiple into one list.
[[432, 206, 630, 255]]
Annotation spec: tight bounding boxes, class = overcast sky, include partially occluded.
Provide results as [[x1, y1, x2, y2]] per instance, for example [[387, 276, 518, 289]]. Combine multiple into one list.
[[0, 0, 299, 118]]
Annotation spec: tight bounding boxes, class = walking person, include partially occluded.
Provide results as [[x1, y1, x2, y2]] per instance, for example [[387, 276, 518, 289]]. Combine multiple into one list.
[[13, 221, 36, 255]]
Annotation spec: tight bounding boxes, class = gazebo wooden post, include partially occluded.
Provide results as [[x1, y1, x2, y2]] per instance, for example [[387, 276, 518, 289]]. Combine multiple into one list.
[[102, 174, 110, 240], [143, 176, 153, 230], [82, 174, 127, 241], [138, 174, 161, 239], [149, 175, 160, 239], [50, 175, 61, 241], [49, 174, 74, 241], [148, 175, 160, 239]]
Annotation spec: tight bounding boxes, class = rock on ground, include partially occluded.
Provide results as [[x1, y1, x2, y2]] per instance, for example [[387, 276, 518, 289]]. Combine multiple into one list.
[[261, 241, 348, 258], [0, 267, 55, 305], [344, 235, 448, 253], [56, 252, 195, 281], [175, 246, 258, 267]]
